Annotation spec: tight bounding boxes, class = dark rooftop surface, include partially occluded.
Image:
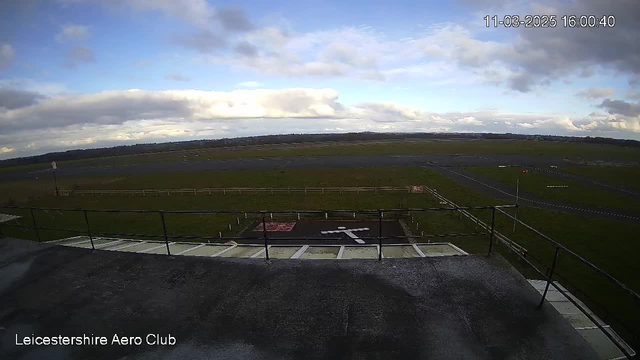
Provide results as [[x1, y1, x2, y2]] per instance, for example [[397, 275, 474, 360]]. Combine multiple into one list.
[[0, 237, 598, 360]]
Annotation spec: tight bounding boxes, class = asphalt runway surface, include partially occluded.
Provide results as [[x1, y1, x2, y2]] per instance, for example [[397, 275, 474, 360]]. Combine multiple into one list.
[[428, 165, 640, 223], [4, 154, 638, 181], [238, 220, 407, 245], [4, 153, 638, 223], [0, 237, 598, 359]]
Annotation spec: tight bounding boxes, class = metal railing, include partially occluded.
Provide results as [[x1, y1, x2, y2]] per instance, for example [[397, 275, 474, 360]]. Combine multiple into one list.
[[494, 207, 638, 359], [0, 203, 637, 358], [58, 186, 423, 197]]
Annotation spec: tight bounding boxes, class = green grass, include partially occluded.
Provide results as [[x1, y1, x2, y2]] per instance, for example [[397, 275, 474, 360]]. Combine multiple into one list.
[[3, 139, 640, 171], [467, 165, 640, 213], [1, 165, 638, 340], [417, 168, 640, 340], [561, 165, 640, 192]]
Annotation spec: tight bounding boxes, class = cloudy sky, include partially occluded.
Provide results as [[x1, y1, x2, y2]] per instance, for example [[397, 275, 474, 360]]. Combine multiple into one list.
[[1, 0, 639, 160]]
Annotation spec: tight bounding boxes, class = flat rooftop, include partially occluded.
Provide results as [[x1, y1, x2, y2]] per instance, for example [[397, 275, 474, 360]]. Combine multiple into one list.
[[1, 237, 597, 359]]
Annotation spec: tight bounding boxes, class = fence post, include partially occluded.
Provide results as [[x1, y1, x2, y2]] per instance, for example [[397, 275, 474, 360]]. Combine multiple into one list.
[[159, 211, 171, 256], [262, 214, 270, 261], [30, 208, 41, 242], [378, 210, 383, 261], [538, 247, 561, 308], [487, 207, 496, 255], [83, 210, 95, 250]]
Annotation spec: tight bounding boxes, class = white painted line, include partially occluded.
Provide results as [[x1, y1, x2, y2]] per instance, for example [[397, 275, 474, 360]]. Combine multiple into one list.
[[251, 246, 269, 258], [175, 243, 206, 255], [448, 243, 469, 255], [96, 240, 124, 249], [210, 244, 237, 257], [46, 235, 84, 244], [575, 325, 610, 330], [291, 245, 309, 259], [138, 242, 174, 253], [113, 241, 146, 251], [412, 244, 426, 257], [68, 239, 92, 246], [337, 245, 345, 259]]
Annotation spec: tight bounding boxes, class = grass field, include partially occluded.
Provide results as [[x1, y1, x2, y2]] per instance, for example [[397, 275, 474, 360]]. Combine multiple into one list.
[[1, 164, 639, 342], [561, 165, 640, 191], [3, 139, 640, 171], [467, 165, 640, 212]]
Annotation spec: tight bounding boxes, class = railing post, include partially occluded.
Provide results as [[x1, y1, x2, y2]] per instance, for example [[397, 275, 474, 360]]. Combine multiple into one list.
[[378, 210, 383, 261], [487, 207, 496, 255], [159, 211, 171, 256], [83, 210, 95, 250], [30, 208, 41, 242], [538, 247, 561, 308], [262, 214, 270, 261]]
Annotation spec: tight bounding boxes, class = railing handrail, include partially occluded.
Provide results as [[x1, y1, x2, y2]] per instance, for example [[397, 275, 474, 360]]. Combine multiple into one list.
[[0, 205, 515, 214], [494, 206, 640, 303]]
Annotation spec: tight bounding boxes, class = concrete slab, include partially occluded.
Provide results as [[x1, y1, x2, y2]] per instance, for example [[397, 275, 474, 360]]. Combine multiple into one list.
[[186, 244, 231, 256], [341, 246, 378, 259], [0, 238, 599, 360], [577, 327, 631, 360], [301, 246, 340, 259], [167, 243, 200, 254], [118, 242, 163, 253], [144, 244, 173, 254], [417, 244, 463, 256], [382, 245, 420, 258], [54, 236, 92, 245], [563, 313, 596, 328], [217, 245, 263, 258], [541, 290, 573, 302], [265, 246, 301, 259]]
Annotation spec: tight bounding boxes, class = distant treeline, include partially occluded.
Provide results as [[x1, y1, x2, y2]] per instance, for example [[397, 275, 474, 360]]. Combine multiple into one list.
[[1, 132, 639, 168]]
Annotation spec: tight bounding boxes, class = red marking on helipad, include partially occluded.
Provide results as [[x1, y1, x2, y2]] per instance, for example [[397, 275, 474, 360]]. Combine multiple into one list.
[[254, 222, 296, 232]]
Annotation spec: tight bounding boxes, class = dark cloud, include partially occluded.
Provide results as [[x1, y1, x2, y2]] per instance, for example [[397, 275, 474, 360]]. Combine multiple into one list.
[[172, 30, 227, 53], [507, 0, 640, 90], [215, 8, 254, 32], [165, 73, 192, 82], [507, 73, 535, 93], [0, 88, 46, 109], [234, 41, 258, 57], [599, 99, 640, 117], [65, 46, 95, 68]]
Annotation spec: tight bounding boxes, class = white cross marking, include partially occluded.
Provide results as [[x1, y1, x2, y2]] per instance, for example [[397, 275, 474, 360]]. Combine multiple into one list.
[[321, 227, 370, 244]]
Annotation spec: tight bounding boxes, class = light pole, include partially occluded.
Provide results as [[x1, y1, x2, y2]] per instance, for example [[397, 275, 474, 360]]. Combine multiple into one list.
[[512, 177, 519, 233], [51, 161, 59, 197]]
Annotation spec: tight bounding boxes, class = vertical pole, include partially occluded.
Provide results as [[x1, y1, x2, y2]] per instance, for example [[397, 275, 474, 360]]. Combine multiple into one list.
[[513, 177, 519, 234], [159, 211, 171, 256], [83, 210, 95, 250], [30, 208, 41, 242], [378, 210, 383, 261], [53, 169, 59, 197], [538, 247, 561, 308], [262, 214, 270, 261], [487, 207, 496, 255]]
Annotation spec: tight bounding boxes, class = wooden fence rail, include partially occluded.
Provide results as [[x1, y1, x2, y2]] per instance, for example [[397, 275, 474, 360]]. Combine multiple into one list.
[[59, 186, 427, 197]]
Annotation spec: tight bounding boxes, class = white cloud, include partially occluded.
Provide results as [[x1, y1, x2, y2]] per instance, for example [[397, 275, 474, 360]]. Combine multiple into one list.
[[165, 73, 191, 82], [0, 43, 15, 69], [576, 87, 615, 101], [0, 146, 15, 154], [236, 81, 262, 88], [2, 87, 638, 160], [55, 24, 90, 42]]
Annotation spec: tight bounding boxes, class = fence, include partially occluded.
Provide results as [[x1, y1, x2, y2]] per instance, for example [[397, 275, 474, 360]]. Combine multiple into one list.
[[0, 203, 637, 358], [58, 186, 421, 197]]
